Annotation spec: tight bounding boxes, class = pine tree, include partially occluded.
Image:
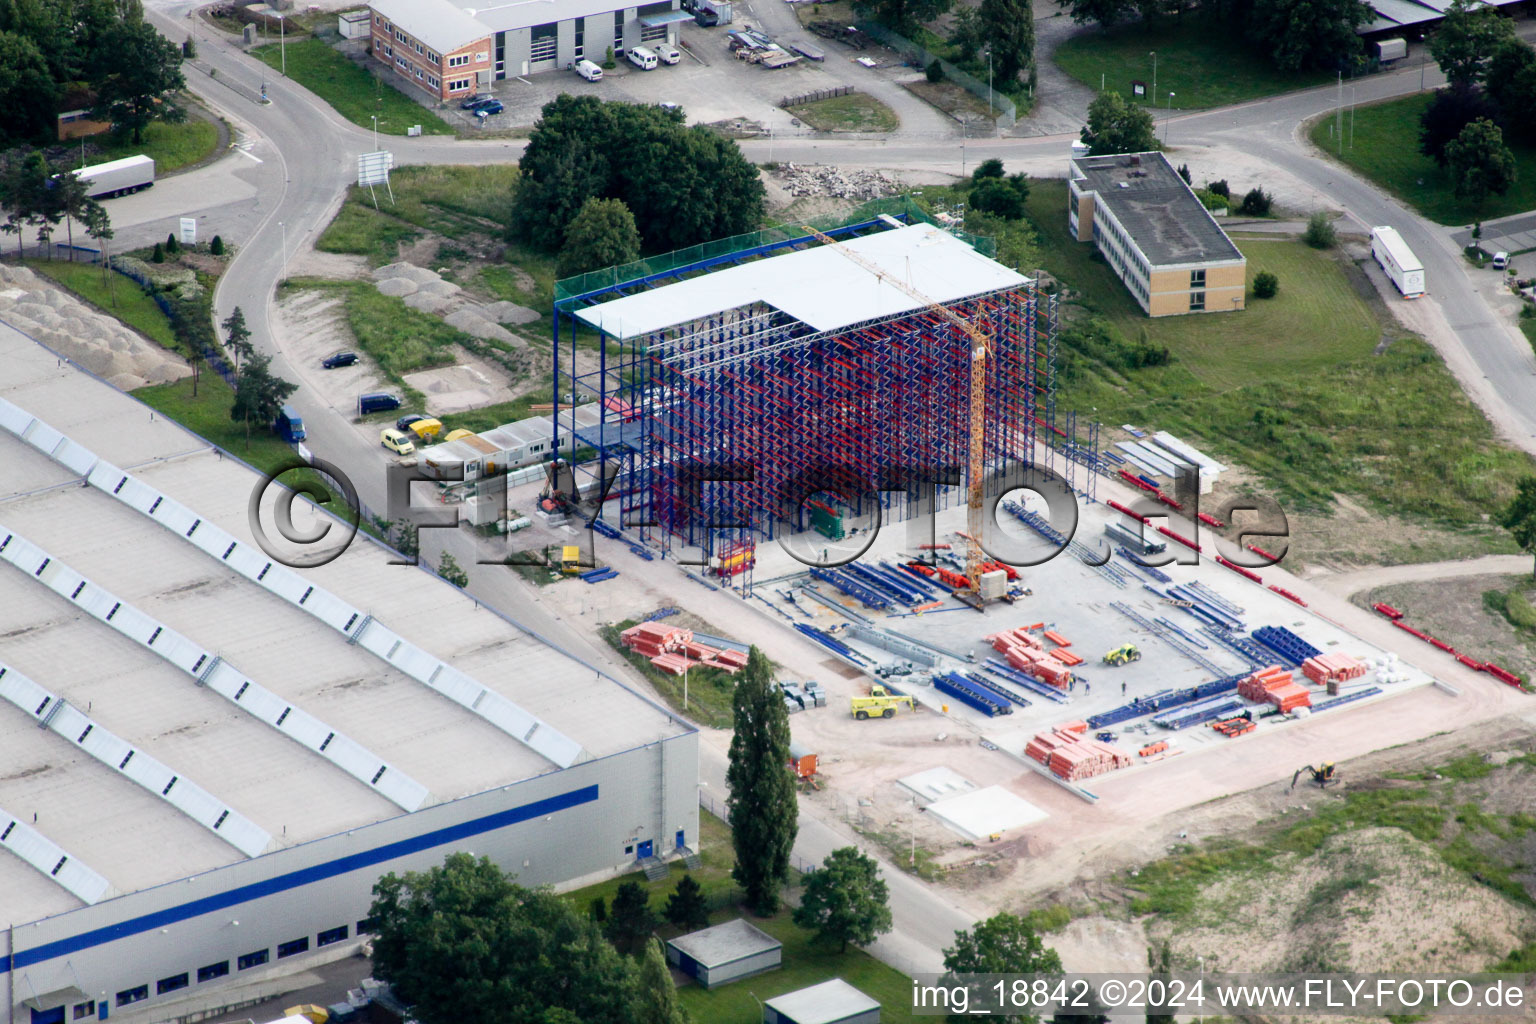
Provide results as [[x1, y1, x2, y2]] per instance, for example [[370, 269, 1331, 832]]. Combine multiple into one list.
[[438, 551, 469, 588], [221, 305, 253, 369], [727, 646, 798, 915], [663, 874, 709, 933], [631, 938, 686, 1024], [606, 880, 658, 955]]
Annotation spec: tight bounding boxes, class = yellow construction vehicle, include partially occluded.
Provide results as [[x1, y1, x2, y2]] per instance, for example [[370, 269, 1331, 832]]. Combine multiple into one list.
[[559, 545, 584, 574], [1291, 762, 1340, 791], [851, 684, 915, 720], [1102, 644, 1142, 666]]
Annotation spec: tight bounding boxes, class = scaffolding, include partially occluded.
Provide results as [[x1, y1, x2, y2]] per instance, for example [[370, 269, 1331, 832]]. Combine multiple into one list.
[[552, 212, 1061, 597]]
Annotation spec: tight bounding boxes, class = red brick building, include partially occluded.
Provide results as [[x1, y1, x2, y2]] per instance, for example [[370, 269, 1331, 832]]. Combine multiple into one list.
[[369, 0, 492, 101]]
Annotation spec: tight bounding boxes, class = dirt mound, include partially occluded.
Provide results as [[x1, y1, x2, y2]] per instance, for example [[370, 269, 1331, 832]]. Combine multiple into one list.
[[0, 264, 189, 390], [1166, 827, 1536, 973]]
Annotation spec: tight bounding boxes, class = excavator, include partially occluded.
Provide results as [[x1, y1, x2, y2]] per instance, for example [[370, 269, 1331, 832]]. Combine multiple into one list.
[[1291, 762, 1340, 791]]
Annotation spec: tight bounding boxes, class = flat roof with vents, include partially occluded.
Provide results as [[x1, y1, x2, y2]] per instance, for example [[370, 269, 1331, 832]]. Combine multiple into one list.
[[0, 320, 687, 925], [1070, 151, 1243, 267]]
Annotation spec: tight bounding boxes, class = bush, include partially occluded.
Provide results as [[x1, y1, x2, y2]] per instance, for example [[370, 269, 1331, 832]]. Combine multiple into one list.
[[151, 242, 165, 263], [210, 234, 225, 256], [1253, 270, 1279, 298], [1194, 188, 1229, 211], [602, 45, 616, 69], [972, 157, 1005, 181], [181, 37, 196, 58], [1303, 211, 1337, 249], [1208, 179, 1230, 198], [1507, 590, 1536, 631], [1239, 188, 1273, 216], [926, 58, 944, 83], [166, 232, 180, 254], [969, 175, 1028, 219], [1177, 163, 1192, 185]]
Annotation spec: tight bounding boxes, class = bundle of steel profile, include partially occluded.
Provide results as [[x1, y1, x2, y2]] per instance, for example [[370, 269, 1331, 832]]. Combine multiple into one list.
[[1309, 686, 1382, 713], [1179, 601, 1242, 633], [1251, 625, 1321, 665], [841, 563, 922, 605], [885, 561, 946, 594], [964, 671, 1032, 708], [793, 622, 871, 664], [1119, 549, 1173, 583], [1110, 602, 1233, 677], [1187, 581, 1244, 616], [808, 567, 890, 610], [1199, 626, 1272, 667], [1002, 501, 1068, 546], [796, 585, 874, 624], [1087, 674, 1244, 728], [1155, 696, 1246, 730], [983, 659, 1071, 703], [935, 671, 1013, 716], [1153, 617, 1210, 649], [1167, 586, 1243, 630], [592, 519, 624, 540]]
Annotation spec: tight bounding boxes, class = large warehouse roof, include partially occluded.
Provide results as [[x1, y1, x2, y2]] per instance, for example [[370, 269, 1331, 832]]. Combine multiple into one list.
[[574, 223, 1030, 340], [0, 321, 687, 926]]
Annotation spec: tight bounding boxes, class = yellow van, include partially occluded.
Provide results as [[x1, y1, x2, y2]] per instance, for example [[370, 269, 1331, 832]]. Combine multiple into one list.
[[380, 428, 416, 455]]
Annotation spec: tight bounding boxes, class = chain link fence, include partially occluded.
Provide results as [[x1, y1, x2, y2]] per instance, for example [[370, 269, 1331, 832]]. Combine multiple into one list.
[[856, 21, 1017, 131]]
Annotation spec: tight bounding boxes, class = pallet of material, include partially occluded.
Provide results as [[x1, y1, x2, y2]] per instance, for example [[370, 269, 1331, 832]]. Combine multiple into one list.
[[622, 622, 693, 648], [1043, 630, 1070, 647], [649, 653, 700, 676], [1053, 650, 1085, 667], [713, 649, 749, 668], [1268, 682, 1312, 713], [678, 640, 723, 661], [1236, 665, 1291, 701], [1300, 652, 1367, 685]]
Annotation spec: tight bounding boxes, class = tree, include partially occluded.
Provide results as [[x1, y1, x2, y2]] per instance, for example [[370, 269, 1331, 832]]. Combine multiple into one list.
[[1429, 0, 1515, 88], [970, 176, 1028, 219], [1418, 84, 1500, 166], [605, 880, 658, 955], [222, 306, 254, 369], [943, 913, 1063, 1024], [1497, 475, 1536, 579], [1238, 187, 1272, 215], [230, 352, 297, 445], [369, 853, 641, 1024], [1247, 0, 1367, 72], [81, 199, 114, 300], [854, 0, 952, 34], [1208, 179, 1230, 198], [792, 846, 893, 952], [947, 5, 981, 61], [1177, 163, 1192, 185], [165, 231, 179, 254], [632, 939, 686, 1024], [1486, 38, 1536, 143], [209, 233, 225, 256], [1082, 92, 1157, 155], [926, 58, 945, 83], [1302, 211, 1337, 248], [49, 169, 97, 261], [151, 241, 164, 262], [973, 158, 1005, 181], [0, 30, 59, 147], [589, 896, 608, 923], [1253, 270, 1279, 298], [1146, 941, 1176, 1024], [437, 550, 469, 587], [663, 873, 709, 933], [979, 0, 1034, 85], [1445, 117, 1517, 205], [90, 16, 185, 143], [1055, 0, 1132, 29], [557, 197, 641, 278], [726, 646, 797, 915]]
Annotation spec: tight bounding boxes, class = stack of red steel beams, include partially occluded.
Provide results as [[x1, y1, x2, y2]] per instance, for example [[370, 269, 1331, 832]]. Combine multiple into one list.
[[1373, 602, 1405, 619], [1301, 652, 1367, 685], [1237, 665, 1290, 701], [650, 653, 700, 676], [621, 622, 744, 675], [1269, 684, 1312, 712], [1043, 630, 1071, 647], [621, 622, 693, 657], [1025, 725, 1132, 780], [1268, 585, 1307, 606]]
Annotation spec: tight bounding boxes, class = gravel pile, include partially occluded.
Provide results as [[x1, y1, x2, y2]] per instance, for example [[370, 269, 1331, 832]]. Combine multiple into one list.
[[0, 264, 189, 390], [774, 162, 898, 200]]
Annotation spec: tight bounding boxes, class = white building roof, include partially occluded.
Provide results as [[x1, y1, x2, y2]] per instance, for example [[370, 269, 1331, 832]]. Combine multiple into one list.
[[764, 979, 880, 1023], [0, 320, 687, 925], [574, 223, 1030, 341], [666, 918, 781, 966], [369, 0, 488, 53]]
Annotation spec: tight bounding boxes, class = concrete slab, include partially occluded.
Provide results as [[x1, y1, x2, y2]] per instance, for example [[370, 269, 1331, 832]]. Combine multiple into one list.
[[897, 765, 977, 803], [925, 785, 1048, 840]]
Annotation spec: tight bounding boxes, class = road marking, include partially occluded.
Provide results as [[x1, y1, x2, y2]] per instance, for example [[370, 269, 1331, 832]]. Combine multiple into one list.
[[233, 135, 264, 163]]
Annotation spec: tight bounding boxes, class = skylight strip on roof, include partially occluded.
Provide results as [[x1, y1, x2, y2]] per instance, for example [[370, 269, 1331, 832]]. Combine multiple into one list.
[[0, 804, 114, 905]]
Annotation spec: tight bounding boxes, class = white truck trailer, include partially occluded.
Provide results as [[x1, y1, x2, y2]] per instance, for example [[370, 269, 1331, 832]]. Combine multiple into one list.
[[1370, 226, 1424, 298], [70, 154, 156, 199]]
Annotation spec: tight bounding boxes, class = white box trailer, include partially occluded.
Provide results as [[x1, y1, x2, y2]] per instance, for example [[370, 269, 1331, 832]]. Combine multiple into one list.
[[69, 154, 155, 199], [1375, 38, 1407, 62], [1370, 226, 1424, 298]]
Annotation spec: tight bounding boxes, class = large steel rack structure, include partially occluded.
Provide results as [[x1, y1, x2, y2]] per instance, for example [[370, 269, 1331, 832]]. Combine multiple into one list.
[[552, 210, 1055, 597]]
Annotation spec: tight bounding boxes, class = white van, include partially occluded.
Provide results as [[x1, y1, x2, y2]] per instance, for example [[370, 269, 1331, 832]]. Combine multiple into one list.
[[1492, 251, 1510, 270], [653, 42, 681, 64], [627, 46, 659, 69], [574, 58, 603, 81]]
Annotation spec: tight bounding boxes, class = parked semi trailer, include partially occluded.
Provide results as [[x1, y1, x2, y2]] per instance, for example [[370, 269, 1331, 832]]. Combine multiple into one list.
[[1370, 226, 1424, 299], [68, 155, 156, 199]]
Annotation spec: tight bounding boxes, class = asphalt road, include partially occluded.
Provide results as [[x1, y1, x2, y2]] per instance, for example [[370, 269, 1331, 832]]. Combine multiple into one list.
[[129, 4, 1536, 972]]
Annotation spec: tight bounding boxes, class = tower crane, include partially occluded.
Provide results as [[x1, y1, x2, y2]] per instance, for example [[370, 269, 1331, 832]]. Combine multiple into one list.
[[801, 224, 995, 607]]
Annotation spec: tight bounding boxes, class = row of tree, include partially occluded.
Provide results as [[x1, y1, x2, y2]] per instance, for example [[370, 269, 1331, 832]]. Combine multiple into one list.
[[863, 0, 1036, 94], [0, 150, 113, 260], [0, 0, 186, 147]]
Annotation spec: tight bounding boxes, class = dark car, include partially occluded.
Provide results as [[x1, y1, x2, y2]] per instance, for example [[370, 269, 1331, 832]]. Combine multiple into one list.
[[459, 95, 491, 110], [358, 392, 402, 415], [475, 100, 505, 116], [396, 413, 427, 433], [321, 351, 358, 369]]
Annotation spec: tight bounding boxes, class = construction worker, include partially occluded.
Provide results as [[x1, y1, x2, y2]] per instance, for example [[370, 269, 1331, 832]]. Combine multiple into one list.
[[1085, 681, 1091, 694], [1122, 682, 1127, 695]]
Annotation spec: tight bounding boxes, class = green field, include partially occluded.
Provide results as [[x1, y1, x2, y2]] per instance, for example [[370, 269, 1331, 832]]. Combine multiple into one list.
[[1026, 179, 1536, 521], [27, 259, 179, 349], [90, 117, 221, 174], [1308, 93, 1536, 224], [250, 38, 455, 136], [1523, 317, 1536, 356], [1054, 15, 1334, 110], [558, 813, 923, 1024], [317, 164, 519, 263], [787, 92, 900, 133]]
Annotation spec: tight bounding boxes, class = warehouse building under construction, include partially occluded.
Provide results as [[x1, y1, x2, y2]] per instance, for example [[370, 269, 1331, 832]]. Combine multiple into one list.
[[551, 211, 1061, 587]]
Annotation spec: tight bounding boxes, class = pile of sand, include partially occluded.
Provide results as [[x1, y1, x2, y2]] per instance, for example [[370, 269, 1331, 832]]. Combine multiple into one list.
[[0, 264, 189, 390]]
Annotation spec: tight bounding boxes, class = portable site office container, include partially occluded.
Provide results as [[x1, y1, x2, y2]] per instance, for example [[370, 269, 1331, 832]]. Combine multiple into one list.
[[1370, 226, 1424, 298], [763, 979, 881, 1024], [666, 919, 782, 989]]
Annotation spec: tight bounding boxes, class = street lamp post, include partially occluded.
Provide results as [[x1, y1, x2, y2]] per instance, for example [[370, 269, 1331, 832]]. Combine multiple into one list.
[[987, 50, 993, 118], [371, 115, 380, 151], [280, 14, 286, 75], [278, 221, 287, 274], [1150, 51, 1157, 101], [1164, 92, 1175, 143]]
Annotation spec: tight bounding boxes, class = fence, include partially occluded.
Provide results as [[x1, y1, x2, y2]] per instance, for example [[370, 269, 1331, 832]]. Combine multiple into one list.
[[780, 85, 852, 109], [856, 21, 1017, 130]]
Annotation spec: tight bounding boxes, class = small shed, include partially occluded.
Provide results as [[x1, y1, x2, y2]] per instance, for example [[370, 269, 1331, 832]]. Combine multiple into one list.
[[337, 8, 371, 36], [764, 979, 881, 1024], [665, 918, 782, 989]]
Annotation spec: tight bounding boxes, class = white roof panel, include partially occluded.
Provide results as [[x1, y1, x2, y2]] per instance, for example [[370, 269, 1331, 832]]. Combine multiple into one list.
[[369, 0, 488, 53], [575, 224, 1030, 340]]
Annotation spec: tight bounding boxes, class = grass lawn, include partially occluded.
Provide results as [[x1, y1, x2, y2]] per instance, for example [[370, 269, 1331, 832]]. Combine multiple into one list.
[[90, 118, 221, 174], [27, 259, 179, 349], [1026, 179, 1536, 520], [902, 79, 998, 123], [317, 164, 519, 264], [787, 91, 899, 133], [1054, 15, 1333, 109], [557, 812, 921, 1024], [281, 278, 468, 383], [1307, 93, 1536, 224], [250, 38, 455, 136], [598, 619, 738, 729], [1523, 317, 1536, 357]]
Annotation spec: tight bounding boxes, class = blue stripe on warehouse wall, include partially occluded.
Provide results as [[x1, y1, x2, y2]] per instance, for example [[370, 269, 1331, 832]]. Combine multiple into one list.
[[1, 785, 599, 973]]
